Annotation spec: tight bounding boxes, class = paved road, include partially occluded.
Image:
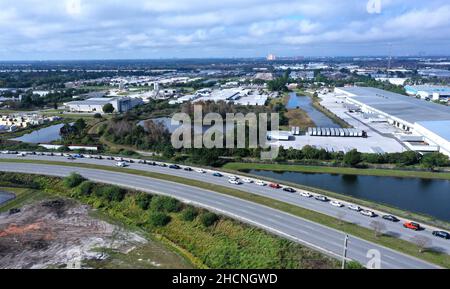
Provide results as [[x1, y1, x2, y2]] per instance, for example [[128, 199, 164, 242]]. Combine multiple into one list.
[[0, 161, 441, 269], [2, 154, 449, 256]]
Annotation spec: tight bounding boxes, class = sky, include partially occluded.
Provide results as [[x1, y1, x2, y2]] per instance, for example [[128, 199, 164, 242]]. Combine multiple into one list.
[[1, 0, 450, 60]]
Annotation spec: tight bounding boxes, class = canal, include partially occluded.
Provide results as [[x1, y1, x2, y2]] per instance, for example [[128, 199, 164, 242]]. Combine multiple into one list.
[[248, 169, 450, 222], [11, 123, 67, 144], [287, 92, 341, 128]]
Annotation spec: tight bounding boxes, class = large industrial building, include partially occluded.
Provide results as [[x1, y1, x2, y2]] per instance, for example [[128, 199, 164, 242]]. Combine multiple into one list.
[[65, 97, 143, 114], [335, 87, 450, 156], [405, 85, 450, 101]]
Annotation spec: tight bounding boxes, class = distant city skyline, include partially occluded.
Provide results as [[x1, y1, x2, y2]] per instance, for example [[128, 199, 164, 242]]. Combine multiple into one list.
[[1, 0, 450, 60]]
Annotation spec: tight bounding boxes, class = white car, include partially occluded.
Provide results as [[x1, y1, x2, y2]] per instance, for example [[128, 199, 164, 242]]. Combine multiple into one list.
[[330, 201, 344, 208], [360, 210, 376, 218], [17, 153, 27, 157], [195, 169, 206, 174], [299, 191, 312, 198], [228, 176, 239, 181], [228, 179, 242, 185], [116, 162, 127, 168], [242, 178, 253, 183], [255, 180, 266, 186], [348, 205, 362, 212]]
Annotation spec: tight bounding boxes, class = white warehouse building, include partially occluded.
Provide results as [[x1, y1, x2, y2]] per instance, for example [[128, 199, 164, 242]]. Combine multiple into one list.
[[65, 97, 143, 114], [335, 87, 450, 157]]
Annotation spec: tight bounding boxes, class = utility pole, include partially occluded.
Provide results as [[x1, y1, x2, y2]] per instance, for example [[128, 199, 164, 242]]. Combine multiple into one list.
[[342, 235, 349, 269]]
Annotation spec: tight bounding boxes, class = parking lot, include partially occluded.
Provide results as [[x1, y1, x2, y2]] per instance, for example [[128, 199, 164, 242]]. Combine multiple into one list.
[[275, 93, 408, 153]]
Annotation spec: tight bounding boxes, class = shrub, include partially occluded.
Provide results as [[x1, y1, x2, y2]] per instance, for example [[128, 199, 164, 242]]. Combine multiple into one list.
[[343, 149, 362, 167], [149, 212, 171, 227], [150, 196, 181, 213], [97, 186, 126, 202], [75, 181, 94, 196], [199, 212, 219, 227], [64, 173, 86, 188], [135, 193, 152, 210], [103, 103, 115, 114], [421, 152, 449, 170], [181, 207, 198, 222], [93, 113, 103, 119]]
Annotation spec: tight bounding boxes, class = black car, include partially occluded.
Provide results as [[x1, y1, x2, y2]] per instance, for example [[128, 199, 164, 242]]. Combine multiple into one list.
[[283, 187, 296, 193], [382, 215, 400, 222], [433, 231, 450, 239], [184, 167, 193, 171], [169, 165, 181, 169]]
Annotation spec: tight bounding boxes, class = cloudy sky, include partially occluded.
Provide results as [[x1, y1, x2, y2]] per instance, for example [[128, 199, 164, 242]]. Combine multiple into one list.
[[1, 0, 450, 60]]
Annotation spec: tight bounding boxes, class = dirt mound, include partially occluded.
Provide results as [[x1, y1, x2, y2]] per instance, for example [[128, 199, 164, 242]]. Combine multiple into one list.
[[0, 198, 146, 269]]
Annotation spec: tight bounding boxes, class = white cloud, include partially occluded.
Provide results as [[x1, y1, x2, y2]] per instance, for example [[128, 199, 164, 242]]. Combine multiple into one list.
[[0, 0, 449, 59], [66, 0, 82, 16]]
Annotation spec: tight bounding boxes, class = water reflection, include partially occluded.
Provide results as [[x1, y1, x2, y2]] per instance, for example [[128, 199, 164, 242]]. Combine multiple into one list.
[[248, 169, 450, 222]]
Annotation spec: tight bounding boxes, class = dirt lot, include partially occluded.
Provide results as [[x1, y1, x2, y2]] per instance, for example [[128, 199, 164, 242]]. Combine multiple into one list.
[[0, 198, 150, 269]]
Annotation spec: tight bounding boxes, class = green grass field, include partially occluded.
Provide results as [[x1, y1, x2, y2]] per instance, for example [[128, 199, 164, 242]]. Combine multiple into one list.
[[0, 159, 449, 268]]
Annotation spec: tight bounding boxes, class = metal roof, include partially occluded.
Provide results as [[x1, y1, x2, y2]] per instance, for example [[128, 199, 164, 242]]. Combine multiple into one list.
[[67, 98, 114, 106], [416, 121, 450, 142], [338, 87, 450, 124]]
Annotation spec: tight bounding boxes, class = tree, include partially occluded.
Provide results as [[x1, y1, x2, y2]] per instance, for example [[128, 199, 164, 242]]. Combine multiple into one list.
[[64, 173, 86, 188], [199, 212, 219, 227], [98, 186, 126, 202], [150, 196, 181, 213], [103, 103, 115, 114], [421, 153, 449, 170], [411, 235, 432, 253], [344, 149, 362, 167], [75, 181, 94, 196], [181, 207, 198, 222], [370, 221, 386, 237], [135, 193, 152, 210], [149, 212, 171, 227], [73, 118, 86, 132]]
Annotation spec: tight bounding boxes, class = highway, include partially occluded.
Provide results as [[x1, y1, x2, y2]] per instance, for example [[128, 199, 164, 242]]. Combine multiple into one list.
[[1, 154, 449, 257], [0, 159, 443, 269]]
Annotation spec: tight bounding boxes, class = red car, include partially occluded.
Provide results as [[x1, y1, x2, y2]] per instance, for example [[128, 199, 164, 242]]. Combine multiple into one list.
[[403, 222, 421, 231], [269, 183, 281, 189]]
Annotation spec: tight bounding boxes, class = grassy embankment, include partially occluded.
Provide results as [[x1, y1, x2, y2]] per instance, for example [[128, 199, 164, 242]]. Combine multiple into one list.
[[0, 172, 339, 269], [0, 159, 449, 268]]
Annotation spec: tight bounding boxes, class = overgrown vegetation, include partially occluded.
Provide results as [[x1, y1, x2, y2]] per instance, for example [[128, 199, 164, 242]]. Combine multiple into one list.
[[0, 172, 339, 269]]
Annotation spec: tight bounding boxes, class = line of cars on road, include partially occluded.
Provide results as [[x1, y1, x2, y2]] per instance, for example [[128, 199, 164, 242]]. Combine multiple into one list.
[[184, 172, 450, 240], [2, 150, 450, 241]]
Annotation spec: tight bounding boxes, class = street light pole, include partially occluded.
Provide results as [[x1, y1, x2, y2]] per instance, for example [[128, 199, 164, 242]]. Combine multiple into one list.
[[342, 235, 349, 269]]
